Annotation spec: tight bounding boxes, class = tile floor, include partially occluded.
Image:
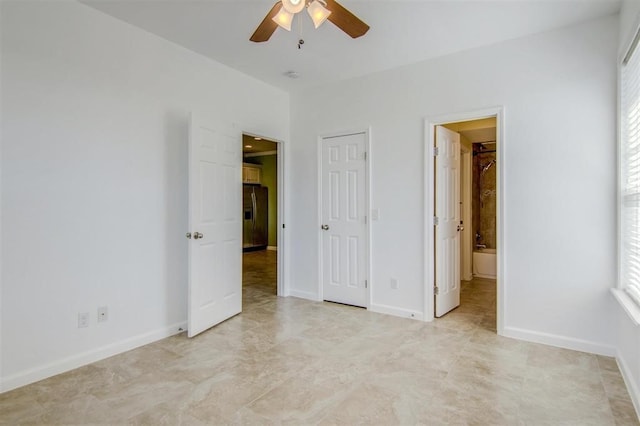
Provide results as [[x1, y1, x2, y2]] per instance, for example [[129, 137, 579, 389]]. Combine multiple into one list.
[[1, 251, 638, 424]]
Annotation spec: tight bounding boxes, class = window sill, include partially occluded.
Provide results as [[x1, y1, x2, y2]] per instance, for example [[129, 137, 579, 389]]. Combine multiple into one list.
[[612, 288, 640, 326]]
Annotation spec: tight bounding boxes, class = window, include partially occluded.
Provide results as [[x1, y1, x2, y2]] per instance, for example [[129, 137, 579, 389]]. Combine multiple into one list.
[[621, 29, 640, 305]]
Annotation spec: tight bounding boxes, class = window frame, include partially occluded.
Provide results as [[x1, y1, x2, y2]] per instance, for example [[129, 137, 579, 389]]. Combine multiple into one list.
[[615, 15, 640, 325]]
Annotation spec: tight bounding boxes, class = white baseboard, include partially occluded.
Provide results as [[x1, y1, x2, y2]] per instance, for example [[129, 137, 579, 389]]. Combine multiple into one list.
[[369, 303, 424, 321], [617, 350, 640, 421], [1, 321, 187, 394], [267, 246, 277, 251], [502, 326, 615, 356], [288, 289, 320, 301]]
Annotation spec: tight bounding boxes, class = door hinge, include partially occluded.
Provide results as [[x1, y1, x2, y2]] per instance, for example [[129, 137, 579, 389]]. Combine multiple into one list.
[[282, 224, 285, 229], [434, 286, 439, 295], [433, 146, 439, 156], [364, 216, 367, 224], [365, 280, 368, 288], [364, 152, 367, 160], [433, 216, 439, 226]]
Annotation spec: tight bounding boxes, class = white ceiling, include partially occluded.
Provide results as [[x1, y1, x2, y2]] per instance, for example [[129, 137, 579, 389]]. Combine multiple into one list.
[[460, 127, 496, 144], [82, 0, 621, 92], [242, 134, 278, 154]]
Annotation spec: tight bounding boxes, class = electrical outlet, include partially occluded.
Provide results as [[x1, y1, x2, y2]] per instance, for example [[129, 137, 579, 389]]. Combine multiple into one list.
[[78, 312, 89, 328], [97, 306, 108, 323], [391, 278, 399, 289]]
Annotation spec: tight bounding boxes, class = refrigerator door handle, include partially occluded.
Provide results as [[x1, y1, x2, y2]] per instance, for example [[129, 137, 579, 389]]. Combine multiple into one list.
[[251, 191, 257, 227]]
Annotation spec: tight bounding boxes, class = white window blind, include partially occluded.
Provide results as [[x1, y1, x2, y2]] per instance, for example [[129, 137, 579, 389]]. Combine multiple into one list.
[[622, 30, 640, 305]]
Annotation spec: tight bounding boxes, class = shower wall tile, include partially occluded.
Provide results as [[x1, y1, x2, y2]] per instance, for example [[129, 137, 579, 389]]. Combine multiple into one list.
[[473, 152, 497, 249]]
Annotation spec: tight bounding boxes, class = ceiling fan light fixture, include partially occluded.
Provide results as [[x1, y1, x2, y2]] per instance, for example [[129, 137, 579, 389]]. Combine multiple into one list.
[[272, 8, 294, 31], [251, 0, 369, 44], [307, 0, 331, 29], [281, 0, 305, 14]]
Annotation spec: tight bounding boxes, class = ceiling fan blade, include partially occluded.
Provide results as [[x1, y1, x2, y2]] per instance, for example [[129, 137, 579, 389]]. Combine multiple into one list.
[[325, 0, 369, 39], [250, 2, 283, 43]]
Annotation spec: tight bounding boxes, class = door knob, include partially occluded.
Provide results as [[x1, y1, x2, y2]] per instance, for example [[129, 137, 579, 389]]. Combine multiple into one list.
[[321, 224, 329, 230], [194, 232, 204, 239], [186, 232, 192, 239]]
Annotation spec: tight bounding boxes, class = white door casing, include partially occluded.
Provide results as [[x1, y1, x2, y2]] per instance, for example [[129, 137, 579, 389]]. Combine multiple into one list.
[[320, 132, 368, 307], [435, 125, 461, 317], [188, 114, 242, 338]]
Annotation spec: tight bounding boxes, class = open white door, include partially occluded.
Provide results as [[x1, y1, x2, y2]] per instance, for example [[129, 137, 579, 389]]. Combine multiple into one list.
[[321, 132, 368, 307], [187, 114, 242, 338], [434, 125, 461, 317]]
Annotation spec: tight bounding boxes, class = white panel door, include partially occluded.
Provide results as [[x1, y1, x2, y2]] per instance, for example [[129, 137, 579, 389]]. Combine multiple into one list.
[[435, 126, 461, 317], [321, 133, 367, 307], [188, 114, 242, 337]]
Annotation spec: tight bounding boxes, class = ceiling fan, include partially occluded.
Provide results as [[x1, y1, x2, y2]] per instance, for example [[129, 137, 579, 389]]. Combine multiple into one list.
[[250, 0, 369, 43]]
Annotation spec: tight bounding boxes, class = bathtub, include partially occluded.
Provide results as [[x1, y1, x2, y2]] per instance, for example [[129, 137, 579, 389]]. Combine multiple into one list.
[[473, 248, 497, 279]]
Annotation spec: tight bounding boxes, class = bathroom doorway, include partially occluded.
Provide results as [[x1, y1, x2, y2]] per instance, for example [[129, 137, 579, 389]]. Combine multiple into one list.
[[425, 107, 504, 334], [444, 118, 498, 280]]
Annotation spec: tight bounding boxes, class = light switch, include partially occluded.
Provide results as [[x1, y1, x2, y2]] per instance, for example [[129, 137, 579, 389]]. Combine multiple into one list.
[[371, 209, 380, 221]]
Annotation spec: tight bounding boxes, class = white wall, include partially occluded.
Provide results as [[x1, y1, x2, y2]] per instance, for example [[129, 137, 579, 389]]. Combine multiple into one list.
[[616, 0, 640, 416], [290, 16, 618, 353], [0, 1, 289, 391]]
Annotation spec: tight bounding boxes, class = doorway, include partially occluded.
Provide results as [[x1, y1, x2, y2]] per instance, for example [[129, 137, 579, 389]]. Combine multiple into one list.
[[425, 107, 504, 334], [241, 134, 281, 300]]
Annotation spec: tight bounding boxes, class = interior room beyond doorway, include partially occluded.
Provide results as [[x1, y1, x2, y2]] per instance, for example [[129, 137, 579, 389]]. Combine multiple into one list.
[[242, 134, 279, 299], [435, 117, 498, 325]]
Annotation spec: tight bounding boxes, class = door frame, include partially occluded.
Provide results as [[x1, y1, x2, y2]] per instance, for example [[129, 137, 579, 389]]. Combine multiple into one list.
[[424, 107, 505, 335], [317, 128, 372, 307], [241, 130, 287, 297]]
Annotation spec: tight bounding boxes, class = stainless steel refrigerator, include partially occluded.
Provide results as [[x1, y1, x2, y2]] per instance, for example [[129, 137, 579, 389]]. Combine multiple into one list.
[[243, 185, 268, 251]]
